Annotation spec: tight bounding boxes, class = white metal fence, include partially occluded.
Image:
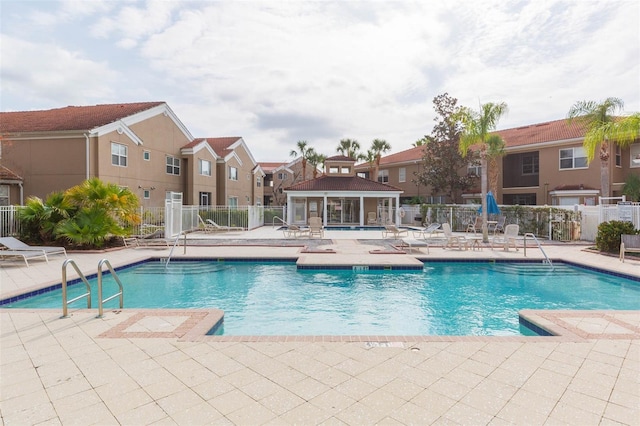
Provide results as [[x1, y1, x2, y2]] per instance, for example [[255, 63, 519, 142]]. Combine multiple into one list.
[[1, 202, 637, 241]]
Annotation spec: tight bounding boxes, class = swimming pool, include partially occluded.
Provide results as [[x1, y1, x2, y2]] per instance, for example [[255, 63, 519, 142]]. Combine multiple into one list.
[[3, 260, 638, 336]]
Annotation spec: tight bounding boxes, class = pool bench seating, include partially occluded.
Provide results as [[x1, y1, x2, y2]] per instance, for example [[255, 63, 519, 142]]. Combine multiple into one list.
[[619, 234, 640, 262]]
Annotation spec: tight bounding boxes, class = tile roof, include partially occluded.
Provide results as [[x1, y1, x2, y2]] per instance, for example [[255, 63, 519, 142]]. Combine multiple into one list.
[[326, 155, 355, 161], [183, 137, 242, 157], [258, 162, 287, 172], [0, 102, 165, 133], [495, 118, 587, 148], [362, 146, 426, 167], [0, 165, 23, 181], [285, 175, 402, 192]]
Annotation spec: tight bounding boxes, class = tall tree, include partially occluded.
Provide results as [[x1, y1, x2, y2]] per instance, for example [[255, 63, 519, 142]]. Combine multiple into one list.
[[567, 98, 640, 198], [363, 149, 377, 180], [414, 93, 476, 203], [457, 101, 509, 242], [290, 140, 313, 181], [370, 138, 391, 182], [336, 138, 363, 160], [307, 150, 326, 178]]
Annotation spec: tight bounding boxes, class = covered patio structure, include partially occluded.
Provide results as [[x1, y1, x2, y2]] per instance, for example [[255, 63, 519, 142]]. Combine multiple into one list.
[[284, 156, 403, 227]]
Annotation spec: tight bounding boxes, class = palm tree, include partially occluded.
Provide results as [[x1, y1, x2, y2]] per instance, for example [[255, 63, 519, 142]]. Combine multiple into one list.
[[363, 149, 377, 180], [457, 101, 509, 242], [567, 98, 640, 198], [370, 138, 391, 183], [290, 140, 314, 181], [307, 150, 326, 178], [336, 138, 363, 160]]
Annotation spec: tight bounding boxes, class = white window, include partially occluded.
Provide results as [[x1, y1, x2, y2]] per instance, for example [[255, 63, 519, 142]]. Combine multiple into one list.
[[229, 166, 238, 181], [615, 145, 621, 167], [166, 156, 180, 175], [632, 143, 640, 167], [377, 169, 389, 183], [468, 163, 481, 176], [143, 150, 151, 161], [256, 177, 262, 187], [329, 166, 339, 174], [399, 167, 406, 183], [522, 155, 539, 175], [0, 185, 9, 206], [143, 189, 150, 199], [559, 147, 588, 169], [228, 197, 238, 207], [278, 172, 286, 180], [341, 167, 350, 174], [199, 159, 211, 176], [111, 142, 127, 167]]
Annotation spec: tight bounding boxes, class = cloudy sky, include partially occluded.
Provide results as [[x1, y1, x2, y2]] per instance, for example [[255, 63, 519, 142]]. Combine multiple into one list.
[[1, 0, 639, 162]]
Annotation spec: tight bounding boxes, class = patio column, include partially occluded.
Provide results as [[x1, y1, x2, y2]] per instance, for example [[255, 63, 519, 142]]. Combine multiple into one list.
[[287, 193, 292, 224], [323, 194, 328, 226], [359, 195, 364, 226], [396, 194, 401, 226]]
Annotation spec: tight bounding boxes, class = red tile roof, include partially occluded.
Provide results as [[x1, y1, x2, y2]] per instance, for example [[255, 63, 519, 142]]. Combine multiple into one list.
[[285, 175, 402, 192], [183, 137, 242, 157], [326, 155, 355, 161], [0, 165, 22, 181], [495, 118, 587, 147], [0, 102, 165, 133], [258, 162, 286, 172]]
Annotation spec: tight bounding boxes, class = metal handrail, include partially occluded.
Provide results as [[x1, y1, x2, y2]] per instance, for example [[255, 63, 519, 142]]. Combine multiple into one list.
[[523, 233, 554, 270], [272, 216, 288, 228], [165, 232, 187, 268], [97, 259, 124, 317], [61, 259, 92, 318]]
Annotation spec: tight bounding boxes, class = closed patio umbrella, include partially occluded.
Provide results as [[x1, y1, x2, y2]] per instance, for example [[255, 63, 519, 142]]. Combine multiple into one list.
[[478, 191, 500, 215]]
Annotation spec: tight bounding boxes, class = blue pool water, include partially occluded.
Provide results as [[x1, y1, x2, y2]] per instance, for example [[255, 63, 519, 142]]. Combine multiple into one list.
[[3, 261, 639, 336]]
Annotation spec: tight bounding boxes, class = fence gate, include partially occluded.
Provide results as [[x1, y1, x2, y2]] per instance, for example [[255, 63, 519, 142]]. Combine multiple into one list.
[[164, 192, 183, 238]]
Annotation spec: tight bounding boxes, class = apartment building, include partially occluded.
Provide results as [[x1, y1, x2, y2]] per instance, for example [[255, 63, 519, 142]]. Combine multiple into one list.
[[0, 102, 263, 207], [260, 157, 316, 206], [356, 118, 639, 205]]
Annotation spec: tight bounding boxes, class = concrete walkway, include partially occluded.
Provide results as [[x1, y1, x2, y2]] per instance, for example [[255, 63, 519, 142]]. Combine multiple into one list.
[[1, 228, 639, 425]]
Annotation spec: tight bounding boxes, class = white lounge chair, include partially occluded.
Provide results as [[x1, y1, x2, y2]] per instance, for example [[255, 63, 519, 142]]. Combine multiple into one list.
[[411, 223, 442, 239], [466, 216, 483, 234], [399, 238, 430, 254], [491, 224, 519, 251], [0, 237, 67, 258], [367, 212, 377, 225], [382, 224, 408, 239], [283, 224, 310, 239], [441, 223, 469, 250], [0, 249, 49, 267], [206, 219, 244, 232]]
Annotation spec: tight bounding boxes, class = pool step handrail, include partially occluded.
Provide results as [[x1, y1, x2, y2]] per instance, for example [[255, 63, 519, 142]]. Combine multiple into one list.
[[272, 216, 288, 228], [165, 232, 187, 268], [61, 259, 92, 318], [523, 233, 554, 270], [97, 259, 124, 318]]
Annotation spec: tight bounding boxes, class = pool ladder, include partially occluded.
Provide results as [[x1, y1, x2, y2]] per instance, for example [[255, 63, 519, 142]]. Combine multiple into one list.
[[522, 233, 554, 270], [61, 259, 124, 318]]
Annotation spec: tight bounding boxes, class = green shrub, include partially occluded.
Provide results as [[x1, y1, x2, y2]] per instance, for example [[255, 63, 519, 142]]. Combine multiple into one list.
[[595, 220, 638, 253]]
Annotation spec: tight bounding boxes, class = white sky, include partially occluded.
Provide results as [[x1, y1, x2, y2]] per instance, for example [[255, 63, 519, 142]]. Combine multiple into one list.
[[1, 0, 639, 162]]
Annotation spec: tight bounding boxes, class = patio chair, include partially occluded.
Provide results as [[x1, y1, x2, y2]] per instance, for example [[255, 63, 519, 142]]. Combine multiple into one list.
[[124, 229, 170, 247], [382, 224, 408, 239], [0, 237, 67, 258], [283, 224, 310, 239], [198, 215, 217, 233], [411, 223, 442, 239], [308, 217, 324, 238], [0, 250, 49, 267], [491, 224, 519, 251], [489, 216, 506, 234], [441, 223, 469, 250], [398, 238, 430, 254], [206, 219, 244, 232], [466, 216, 483, 234], [367, 212, 377, 225]]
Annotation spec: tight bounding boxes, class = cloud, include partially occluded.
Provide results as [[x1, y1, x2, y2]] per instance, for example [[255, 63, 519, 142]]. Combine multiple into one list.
[[0, 35, 118, 107], [0, 0, 638, 161]]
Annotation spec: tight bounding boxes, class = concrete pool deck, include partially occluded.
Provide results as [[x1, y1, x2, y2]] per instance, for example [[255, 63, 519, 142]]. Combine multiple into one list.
[[1, 227, 639, 424]]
